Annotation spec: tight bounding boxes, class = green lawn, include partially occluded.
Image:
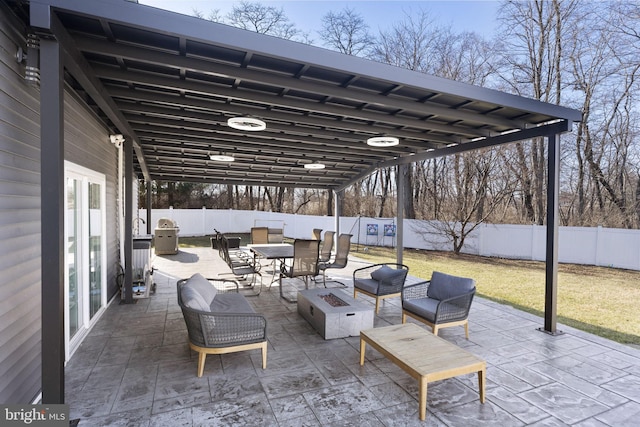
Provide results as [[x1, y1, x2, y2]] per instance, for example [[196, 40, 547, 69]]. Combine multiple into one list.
[[353, 245, 640, 346], [179, 236, 639, 346]]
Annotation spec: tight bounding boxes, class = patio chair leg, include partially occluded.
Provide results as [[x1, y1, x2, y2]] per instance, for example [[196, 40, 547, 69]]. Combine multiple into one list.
[[197, 351, 206, 377], [322, 270, 347, 288]]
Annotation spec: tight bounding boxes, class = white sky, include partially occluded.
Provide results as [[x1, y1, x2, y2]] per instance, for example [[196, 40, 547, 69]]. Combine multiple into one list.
[[137, 0, 500, 39]]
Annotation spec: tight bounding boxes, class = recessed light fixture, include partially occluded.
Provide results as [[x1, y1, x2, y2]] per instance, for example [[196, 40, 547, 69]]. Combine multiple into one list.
[[227, 117, 266, 131], [210, 154, 235, 162], [304, 162, 326, 170], [366, 136, 400, 147]]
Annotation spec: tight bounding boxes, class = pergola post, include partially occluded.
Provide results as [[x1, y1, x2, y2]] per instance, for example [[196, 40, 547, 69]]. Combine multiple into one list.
[[542, 132, 562, 335], [39, 35, 65, 405], [396, 164, 406, 265], [334, 189, 342, 249], [146, 180, 152, 234]]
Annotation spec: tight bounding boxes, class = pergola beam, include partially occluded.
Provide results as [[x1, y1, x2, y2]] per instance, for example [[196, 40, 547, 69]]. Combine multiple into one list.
[[77, 35, 526, 130]]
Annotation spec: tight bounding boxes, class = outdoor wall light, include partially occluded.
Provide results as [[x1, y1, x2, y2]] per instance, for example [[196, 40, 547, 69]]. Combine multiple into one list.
[[16, 34, 40, 87], [109, 134, 125, 144], [227, 117, 266, 131], [366, 136, 399, 147], [304, 162, 325, 170], [210, 154, 235, 162]]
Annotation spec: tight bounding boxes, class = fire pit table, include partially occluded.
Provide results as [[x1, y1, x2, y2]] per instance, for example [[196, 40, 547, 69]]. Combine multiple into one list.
[[297, 288, 374, 339]]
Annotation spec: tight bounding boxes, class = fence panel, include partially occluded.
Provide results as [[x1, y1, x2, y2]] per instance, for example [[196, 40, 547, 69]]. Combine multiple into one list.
[[137, 208, 640, 271]]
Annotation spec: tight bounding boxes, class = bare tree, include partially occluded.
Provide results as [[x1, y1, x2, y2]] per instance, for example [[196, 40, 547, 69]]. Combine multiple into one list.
[[319, 7, 374, 56], [226, 1, 300, 40], [496, 0, 577, 225], [414, 150, 509, 253]]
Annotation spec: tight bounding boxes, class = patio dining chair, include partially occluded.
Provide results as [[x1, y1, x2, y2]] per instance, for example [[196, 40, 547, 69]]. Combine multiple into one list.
[[318, 233, 352, 288], [311, 228, 323, 240], [279, 239, 320, 302], [318, 231, 335, 263], [220, 236, 263, 295], [251, 227, 269, 244]]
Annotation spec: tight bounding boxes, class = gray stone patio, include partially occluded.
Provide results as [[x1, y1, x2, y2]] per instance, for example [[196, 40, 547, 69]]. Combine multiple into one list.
[[66, 246, 640, 426]]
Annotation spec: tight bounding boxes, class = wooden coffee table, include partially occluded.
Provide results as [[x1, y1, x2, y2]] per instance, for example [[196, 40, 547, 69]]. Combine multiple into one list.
[[360, 323, 486, 420]]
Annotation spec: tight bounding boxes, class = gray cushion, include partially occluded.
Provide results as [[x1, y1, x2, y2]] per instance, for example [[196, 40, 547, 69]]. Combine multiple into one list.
[[370, 265, 406, 283], [210, 293, 256, 314], [185, 273, 217, 305], [427, 271, 475, 301], [354, 278, 381, 294], [181, 284, 210, 312], [403, 298, 439, 323]]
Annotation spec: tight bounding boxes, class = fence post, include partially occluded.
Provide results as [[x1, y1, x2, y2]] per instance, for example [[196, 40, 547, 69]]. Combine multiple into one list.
[[202, 206, 206, 235], [594, 225, 601, 267]]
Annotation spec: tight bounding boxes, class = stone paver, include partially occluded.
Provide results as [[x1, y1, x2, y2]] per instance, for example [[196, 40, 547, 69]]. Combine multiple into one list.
[[67, 246, 640, 426]]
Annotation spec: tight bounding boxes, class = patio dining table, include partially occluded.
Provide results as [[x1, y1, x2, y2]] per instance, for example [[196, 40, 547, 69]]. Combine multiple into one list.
[[248, 243, 293, 260], [248, 243, 294, 292]]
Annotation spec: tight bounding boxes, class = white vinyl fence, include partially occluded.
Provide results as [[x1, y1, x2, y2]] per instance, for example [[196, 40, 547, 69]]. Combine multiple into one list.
[[138, 208, 640, 271]]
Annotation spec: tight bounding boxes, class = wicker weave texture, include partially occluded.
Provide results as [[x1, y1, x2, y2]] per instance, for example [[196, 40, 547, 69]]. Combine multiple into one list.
[[177, 279, 267, 348]]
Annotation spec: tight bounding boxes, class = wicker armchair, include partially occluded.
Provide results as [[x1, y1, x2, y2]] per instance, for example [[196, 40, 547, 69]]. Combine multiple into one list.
[[177, 274, 267, 377], [401, 271, 476, 338], [353, 263, 409, 313]]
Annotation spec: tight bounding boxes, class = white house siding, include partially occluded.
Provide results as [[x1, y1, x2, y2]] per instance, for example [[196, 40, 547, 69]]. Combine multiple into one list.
[[0, 4, 120, 403]]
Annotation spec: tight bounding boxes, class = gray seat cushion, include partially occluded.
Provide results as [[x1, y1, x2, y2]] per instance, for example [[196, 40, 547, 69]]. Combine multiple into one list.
[[403, 298, 439, 323], [354, 278, 381, 294], [427, 271, 475, 301], [210, 293, 256, 314]]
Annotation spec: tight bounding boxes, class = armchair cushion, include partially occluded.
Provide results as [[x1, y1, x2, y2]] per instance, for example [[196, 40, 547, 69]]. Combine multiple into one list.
[[354, 278, 381, 294], [185, 273, 218, 305], [181, 284, 210, 312], [371, 265, 407, 282], [402, 298, 440, 323], [427, 271, 475, 301], [210, 293, 255, 313]]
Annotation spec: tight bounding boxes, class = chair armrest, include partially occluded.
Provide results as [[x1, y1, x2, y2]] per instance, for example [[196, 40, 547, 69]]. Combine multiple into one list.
[[353, 263, 407, 281], [438, 289, 476, 307], [182, 306, 268, 348], [200, 312, 268, 347], [207, 278, 240, 294], [433, 289, 476, 322], [401, 280, 430, 300]]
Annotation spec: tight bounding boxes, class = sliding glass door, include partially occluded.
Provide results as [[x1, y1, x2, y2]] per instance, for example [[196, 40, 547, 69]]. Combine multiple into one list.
[[65, 163, 107, 359]]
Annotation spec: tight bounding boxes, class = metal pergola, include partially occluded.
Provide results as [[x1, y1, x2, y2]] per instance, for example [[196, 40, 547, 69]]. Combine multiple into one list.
[[20, 0, 582, 404]]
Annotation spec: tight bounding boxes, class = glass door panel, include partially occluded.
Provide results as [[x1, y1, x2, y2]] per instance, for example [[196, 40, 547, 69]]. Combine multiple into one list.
[[67, 178, 82, 339], [88, 182, 103, 319]]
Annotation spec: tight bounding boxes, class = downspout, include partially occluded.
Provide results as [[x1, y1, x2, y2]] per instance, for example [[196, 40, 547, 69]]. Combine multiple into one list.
[[110, 134, 124, 265]]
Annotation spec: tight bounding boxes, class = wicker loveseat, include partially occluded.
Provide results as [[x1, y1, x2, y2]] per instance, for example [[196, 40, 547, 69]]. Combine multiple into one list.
[[177, 273, 267, 377]]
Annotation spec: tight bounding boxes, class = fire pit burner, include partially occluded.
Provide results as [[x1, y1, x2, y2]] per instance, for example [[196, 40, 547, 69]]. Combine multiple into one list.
[[318, 293, 349, 307]]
